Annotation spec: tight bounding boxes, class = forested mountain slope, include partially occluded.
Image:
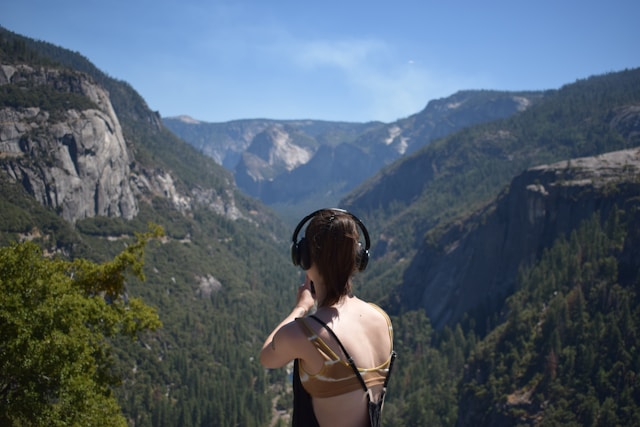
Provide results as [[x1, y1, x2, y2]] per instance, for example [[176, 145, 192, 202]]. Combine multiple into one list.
[[0, 26, 296, 426], [383, 147, 640, 426], [401, 148, 640, 329], [343, 68, 640, 317], [341, 68, 640, 425], [455, 153, 640, 424]]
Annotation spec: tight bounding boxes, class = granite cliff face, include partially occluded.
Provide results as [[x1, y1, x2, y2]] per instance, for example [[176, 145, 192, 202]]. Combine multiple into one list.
[[401, 147, 640, 329], [0, 64, 137, 223], [0, 64, 247, 225], [233, 124, 314, 196]]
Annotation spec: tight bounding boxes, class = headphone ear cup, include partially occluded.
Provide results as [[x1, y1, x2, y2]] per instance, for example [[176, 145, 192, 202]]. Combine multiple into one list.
[[356, 243, 369, 271], [298, 237, 311, 270], [291, 241, 300, 266]]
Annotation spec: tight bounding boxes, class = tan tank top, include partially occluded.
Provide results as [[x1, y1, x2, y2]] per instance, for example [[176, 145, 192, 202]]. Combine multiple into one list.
[[294, 304, 394, 398]]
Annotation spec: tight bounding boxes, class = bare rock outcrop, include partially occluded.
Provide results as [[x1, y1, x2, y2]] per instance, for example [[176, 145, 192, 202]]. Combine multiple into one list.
[[0, 65, 137, 223], [0, 64, 249, 226]]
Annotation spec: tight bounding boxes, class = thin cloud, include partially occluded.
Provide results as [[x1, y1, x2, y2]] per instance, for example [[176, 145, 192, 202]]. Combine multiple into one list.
[[285, 37, 476, 121], [294, 38, 388, 70]]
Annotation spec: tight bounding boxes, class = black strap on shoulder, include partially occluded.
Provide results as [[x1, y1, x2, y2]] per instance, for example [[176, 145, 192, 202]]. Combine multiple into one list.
[[383, 351, 396, 389], [292, 359, 320, 427], [308, 315, 397, 427], [309, 315, 367, 391]]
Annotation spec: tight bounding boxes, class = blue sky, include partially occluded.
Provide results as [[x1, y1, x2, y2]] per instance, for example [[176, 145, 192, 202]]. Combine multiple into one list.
[[3, 0, 639, 123]]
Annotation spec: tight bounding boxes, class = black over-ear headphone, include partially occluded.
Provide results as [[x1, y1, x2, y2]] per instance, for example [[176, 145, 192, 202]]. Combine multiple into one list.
[[291, 208, 370, 271]]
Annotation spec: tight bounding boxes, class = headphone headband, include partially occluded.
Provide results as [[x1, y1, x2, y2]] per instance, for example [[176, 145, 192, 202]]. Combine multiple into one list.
[[291, 208, 370, 271]]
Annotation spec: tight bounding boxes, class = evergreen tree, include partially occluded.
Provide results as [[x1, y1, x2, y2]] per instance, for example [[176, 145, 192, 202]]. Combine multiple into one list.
[[0, 227, 163, 426]]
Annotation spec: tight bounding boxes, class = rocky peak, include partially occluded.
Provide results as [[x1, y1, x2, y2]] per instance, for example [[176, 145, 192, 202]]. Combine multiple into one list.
[[233, 124, 315, 196], [245, 125, 313, 174], [383, 125, 409, 155], [422, 90, 539, 117]]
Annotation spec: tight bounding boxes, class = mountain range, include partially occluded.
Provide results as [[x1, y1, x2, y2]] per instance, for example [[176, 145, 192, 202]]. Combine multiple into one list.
[[1, 25, 639, 426], [164, 90, 543, 222]]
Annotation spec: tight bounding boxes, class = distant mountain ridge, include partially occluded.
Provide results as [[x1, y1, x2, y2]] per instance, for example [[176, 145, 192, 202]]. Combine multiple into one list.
[[163, 116, 379, 169], [164, 90, 544, 219]]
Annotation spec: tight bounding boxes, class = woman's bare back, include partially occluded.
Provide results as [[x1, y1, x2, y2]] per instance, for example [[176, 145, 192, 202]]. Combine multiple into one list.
[[300, 297, 393, 426]]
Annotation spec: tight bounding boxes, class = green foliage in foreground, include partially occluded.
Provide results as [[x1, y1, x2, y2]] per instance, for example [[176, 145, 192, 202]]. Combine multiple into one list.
[[0, 227, 163, 427]]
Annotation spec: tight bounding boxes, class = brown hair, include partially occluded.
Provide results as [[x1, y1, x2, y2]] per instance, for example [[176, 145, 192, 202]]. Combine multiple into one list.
[[305, 209, 360, 307]]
